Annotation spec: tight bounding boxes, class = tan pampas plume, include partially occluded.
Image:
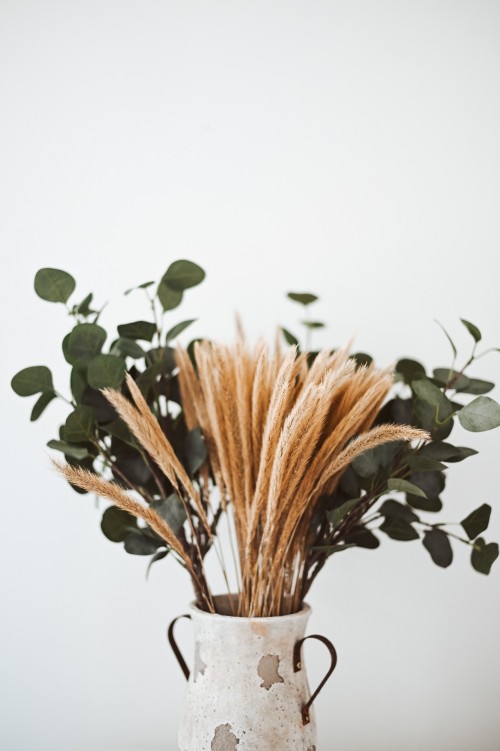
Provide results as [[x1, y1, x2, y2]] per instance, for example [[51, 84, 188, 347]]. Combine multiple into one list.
[[53, 329, 430, 618], [174, 336, 430, 616]]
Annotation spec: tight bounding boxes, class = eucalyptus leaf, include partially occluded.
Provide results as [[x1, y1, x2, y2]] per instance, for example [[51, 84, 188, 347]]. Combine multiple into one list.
[[471, 538, 499, 575], [432, 368, 470, 391], [30, 391, 57, 421], [87, 354, 126, 389], [456, 378, 494, 395], [151, 494, 187, 534], [281, 328, 300, 346], [458, 396, 500, 432], [124, 532, 162, 556], [412, 379, 451, 414], [460, 318, 482, 343], [301, 320, 325, 329], [161, 260, 205, 291], [461, 504, 491, 540], [379, 499, 419, 523], [111, 338, 145, 359], [420, 442, 478, 462], [66, 323, 106, 364], [406, 455, 447, 472], [117, 320, 157, 341], [166, 319, 197, 342], [380, 518, 419, 541], [34, 267, 75, 304], [157, 282, 183, 311], [395, 359, 426, 384], [65, 406, 95, 443], [387, 478, 427, 498], [423, 529, 453, 568], [287, 292, 318, 306], [47, 439, 90, 460], [101, 506, 137, 542], [11, 366, 53, 396], [76, 292, 94, 316]]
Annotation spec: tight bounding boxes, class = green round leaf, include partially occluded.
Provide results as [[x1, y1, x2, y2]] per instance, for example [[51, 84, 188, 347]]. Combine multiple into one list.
[[287, 292, 318, 306], [124, 532, 162, 555], [379, 499, 419, 523], [67, 323, 106, 365], [65, 406, 95, 443], [11, 366, 53, 396], [34, 267, 75, 303], [87, 354, 126, 389], [161, 260, 205, 291], [471, 538, 499, 575], [423, 529, 453, 568], [157, 282, 184, 311], [379, 518, 419, 542], [101, 506, 137, 542], [395, 359, 426, 384], [458, 396, 500, 432], [461, 504, 492, 540], [117, 320, 157, 341]]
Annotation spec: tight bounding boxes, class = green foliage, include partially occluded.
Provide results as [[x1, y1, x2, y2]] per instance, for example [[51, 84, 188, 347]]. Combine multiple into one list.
[[11, 366, 53, 396], [471, 538, 499, 575], [30, 391, 57, 421], [101, 506, 138, 542], [387, 478, 427, 498], [423, 529, 453, 568], [87, 354, 126, 389], [461, 504, 491, 540], [65, 406, 95, 443], [458, 396, 500, 432], [11, 267, 500, 582], [34, 268, 75, 303], [287, 292, 318, 306], [166, 319, 197, 342], [117, 320, 157, 341], [66, 323, 107, 364]]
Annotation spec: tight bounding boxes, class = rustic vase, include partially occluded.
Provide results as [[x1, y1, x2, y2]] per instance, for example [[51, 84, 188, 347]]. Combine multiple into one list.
[[168, 595, 337, 751]]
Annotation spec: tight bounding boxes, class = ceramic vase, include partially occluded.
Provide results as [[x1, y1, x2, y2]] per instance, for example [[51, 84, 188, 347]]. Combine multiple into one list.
[[168, 595, 337, 751]]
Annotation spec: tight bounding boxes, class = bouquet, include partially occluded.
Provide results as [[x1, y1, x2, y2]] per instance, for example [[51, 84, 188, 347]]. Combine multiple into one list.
[[12, 261, 500, 617]]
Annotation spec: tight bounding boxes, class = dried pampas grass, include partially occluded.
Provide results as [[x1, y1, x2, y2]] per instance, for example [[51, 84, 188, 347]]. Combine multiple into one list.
[[54, 336, 429, 617]]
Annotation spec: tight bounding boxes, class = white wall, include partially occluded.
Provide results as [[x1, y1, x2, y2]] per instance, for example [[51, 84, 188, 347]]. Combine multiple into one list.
[[1, 2, 499, 749]]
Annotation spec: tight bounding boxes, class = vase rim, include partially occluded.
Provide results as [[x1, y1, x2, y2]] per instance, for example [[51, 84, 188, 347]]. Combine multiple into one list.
[[188, 594, 311, 621]]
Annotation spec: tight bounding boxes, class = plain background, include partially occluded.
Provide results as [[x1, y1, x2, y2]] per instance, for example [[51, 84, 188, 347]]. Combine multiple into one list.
[[1, 1, 499, 749]]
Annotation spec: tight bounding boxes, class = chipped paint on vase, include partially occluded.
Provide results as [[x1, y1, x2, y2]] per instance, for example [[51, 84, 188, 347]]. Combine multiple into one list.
[[177, 596, 317, 751]]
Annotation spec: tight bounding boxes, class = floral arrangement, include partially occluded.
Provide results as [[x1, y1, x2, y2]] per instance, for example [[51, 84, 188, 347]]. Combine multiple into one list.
[[11, 262, 500, 617]]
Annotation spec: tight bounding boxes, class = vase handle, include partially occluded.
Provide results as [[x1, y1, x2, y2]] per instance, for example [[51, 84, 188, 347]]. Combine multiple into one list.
[[293, 634, 338, 726], [167, 614, 192, 681]]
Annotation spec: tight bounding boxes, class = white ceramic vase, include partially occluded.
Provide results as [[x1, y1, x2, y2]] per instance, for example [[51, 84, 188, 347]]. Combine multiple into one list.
[[168, 595, 337, 751]]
